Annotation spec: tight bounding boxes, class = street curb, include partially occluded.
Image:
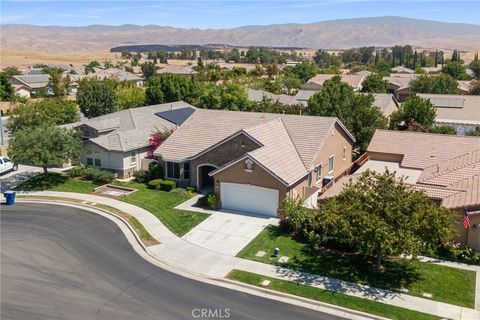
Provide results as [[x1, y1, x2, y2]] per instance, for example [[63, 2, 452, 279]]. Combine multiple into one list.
[[14, 198, 388, 320]]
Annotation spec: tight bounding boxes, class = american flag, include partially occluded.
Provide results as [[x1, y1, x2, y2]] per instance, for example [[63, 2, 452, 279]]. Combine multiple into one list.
[[463, 209, 470, 229]]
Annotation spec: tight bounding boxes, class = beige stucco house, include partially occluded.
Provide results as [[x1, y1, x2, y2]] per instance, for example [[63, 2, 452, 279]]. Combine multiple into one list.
[[154, 109, 355, 217], [66, 102, 194, 178], [321, 130, 480, 249]]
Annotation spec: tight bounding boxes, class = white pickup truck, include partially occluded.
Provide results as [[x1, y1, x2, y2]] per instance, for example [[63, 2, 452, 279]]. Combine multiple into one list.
[[0, 157, 18, 175]]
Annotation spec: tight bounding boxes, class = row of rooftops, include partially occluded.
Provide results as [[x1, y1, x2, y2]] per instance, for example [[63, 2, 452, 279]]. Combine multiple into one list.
[[322, 130, 480, 211]]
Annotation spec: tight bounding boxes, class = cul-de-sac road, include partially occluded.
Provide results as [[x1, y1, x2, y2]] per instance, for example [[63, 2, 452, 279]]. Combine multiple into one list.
[[1, 203, 345, 320]]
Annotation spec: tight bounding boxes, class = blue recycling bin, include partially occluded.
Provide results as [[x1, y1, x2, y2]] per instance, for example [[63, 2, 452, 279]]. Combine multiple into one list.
[[4, 191, 16, 205]]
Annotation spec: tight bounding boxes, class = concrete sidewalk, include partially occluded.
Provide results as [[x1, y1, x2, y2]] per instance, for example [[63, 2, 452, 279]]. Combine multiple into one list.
[[16, 191, 480, 320]]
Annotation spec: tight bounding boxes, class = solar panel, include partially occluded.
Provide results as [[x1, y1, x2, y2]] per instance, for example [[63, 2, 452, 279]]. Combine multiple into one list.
[[155, 107, 196, 125]]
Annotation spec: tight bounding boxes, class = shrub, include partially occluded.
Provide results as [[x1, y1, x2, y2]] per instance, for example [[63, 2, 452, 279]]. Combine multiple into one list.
[[171, 188, 189, 196], [91, 170, 115, 184], [68, 165, 87, 177], [133, 169, 149, 183], [186, 186, 196, 193], [148, 179, 163, 190], [207, 193, 218, 209], [196, 194, 209, 207], [159, 180, 176, 191], [148, 162, 164, 180]]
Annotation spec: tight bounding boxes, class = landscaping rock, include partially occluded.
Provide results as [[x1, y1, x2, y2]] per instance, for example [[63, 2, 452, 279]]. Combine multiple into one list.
[[278, 256, 289, 263], [261, 280, 271, 286], [422, 292, 432, 298]]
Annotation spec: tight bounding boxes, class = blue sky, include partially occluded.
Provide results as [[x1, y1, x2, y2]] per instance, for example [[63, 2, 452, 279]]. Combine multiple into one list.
[[1, 1, 479, 27]]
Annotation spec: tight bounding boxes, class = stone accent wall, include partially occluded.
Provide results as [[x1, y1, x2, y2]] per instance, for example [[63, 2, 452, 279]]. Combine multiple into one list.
[[190, 133, 260, 188]]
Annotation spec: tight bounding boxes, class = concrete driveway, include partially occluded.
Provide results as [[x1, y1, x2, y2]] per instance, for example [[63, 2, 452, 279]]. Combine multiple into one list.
[[0, 165, 42, 192], [182, 211, 276, 256]]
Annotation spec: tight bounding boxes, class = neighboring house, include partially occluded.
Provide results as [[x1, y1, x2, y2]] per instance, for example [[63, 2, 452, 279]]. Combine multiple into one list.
[[66, 102, 195, 178], [382, 74, 418, 102], [247, 88, 304, 106], [154, 109, 355, 217], [353, 70, 373, 77], [92, 68, 144, 86], [294, 90, 317, 105], [216, 63, 258, 73], [391, 66, 414, 74], [301, 74, 365, 91], [11, 74, 50, 98], [371, 93, 399, 118], [422, 65, 442, 74], [417, 93, 480, 135], [157, 64, 198, 79], [321, 130, 480, 250]]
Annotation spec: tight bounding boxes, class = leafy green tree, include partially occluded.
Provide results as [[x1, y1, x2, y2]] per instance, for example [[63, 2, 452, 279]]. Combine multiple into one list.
[[116, 86, 146, 110], [282, 76, 302, 94], [389, 96, 436, 130], [249, 64, 264, 77], [316, 170, 455, 270], [194, 83, 251, 111], [442, 61, 467, 80], [77, 78, 117, 118], [265, 63, 280, 77], [141, 61, 157, 80], [2, 67, 21, 78], [8, 125, 82, 175], [145, 74, 197, 105], [374, 60, 392, 76], [410, 74, 459, 94], [0, 72, 14, 101], [285, 62, 318, 82], [250, 97, 303, 114], [8, 99, 79, 133], [305, 76, 387, 151], [361, 74, 388, 93], [469, 60, 480, 79], [306, 76, 387, 151], [44, 67, 70, 97]]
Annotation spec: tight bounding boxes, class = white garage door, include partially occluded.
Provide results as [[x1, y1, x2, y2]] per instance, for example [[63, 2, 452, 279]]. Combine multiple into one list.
[[220, 182, 279, 217]]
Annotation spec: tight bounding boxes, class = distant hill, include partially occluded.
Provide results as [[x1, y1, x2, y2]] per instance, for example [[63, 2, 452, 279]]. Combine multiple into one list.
[[2, 16, 479, 53]]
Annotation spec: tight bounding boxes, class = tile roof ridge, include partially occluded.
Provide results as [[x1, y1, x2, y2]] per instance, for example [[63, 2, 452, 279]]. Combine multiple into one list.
[[279, 118, 308, 170], [376, 129, 480, 139], [420, 149, 480, 182], [128, 108, 137, 129]]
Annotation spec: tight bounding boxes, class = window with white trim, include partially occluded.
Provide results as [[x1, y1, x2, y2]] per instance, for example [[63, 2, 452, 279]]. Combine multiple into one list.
[[166, 162, 180, 179], [307, 172, 312, 186], [328, 156, 334, 173], [86, 158, 93, 165], [316, 164, 322, 182], [130, 152, 137, 165], [94, 158, 101, 167]]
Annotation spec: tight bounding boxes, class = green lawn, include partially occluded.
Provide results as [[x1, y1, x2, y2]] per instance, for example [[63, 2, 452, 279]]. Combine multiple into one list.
[[228, 270, 440, 320], [16, 173, 209, 237], [15, 173, 98, 194], [237, 226, 476, 308], [112, 181, 209, 236]]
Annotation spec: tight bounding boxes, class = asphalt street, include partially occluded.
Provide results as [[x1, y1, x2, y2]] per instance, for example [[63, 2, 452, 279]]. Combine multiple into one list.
[[1, 203, 346, 320]]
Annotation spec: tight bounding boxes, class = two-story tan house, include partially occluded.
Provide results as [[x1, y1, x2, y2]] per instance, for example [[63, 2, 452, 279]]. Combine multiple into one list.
[[154, 109, 355, 217]]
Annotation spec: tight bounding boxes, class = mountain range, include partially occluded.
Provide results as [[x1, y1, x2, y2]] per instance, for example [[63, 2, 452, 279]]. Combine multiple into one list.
[[1, 16, 479, 53]]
